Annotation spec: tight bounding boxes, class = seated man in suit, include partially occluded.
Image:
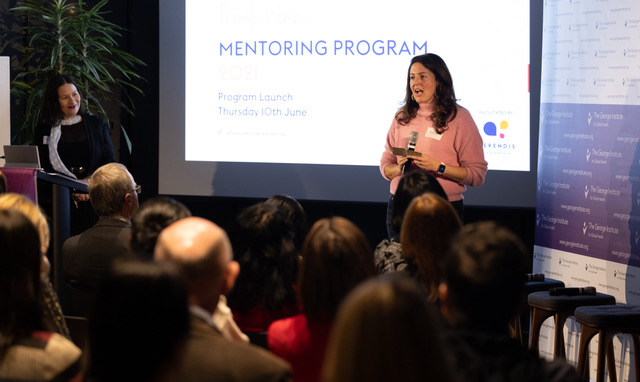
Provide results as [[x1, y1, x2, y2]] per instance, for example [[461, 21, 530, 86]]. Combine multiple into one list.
[[63, 163, 139, 315], [438, 221, 580, 382], [154, 217, 291, 382]]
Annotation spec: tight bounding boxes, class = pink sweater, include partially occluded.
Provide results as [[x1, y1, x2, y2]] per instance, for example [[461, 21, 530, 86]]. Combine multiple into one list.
[[380, 104, 487, 201]]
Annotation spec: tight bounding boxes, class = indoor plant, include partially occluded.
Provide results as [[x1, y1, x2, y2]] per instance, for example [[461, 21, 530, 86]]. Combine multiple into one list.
[[2, 0, 144, 144]]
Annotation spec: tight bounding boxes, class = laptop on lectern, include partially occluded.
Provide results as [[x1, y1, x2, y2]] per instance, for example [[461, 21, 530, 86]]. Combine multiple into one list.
[[2, 145, 42, 169]]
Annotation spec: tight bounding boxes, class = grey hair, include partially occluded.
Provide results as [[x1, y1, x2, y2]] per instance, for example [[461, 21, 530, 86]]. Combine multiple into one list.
[[89, 163, 134, 217]]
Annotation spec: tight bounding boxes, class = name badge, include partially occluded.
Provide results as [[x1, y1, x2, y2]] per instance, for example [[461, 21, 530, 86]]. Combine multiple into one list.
[[425, 127, 442, 141]]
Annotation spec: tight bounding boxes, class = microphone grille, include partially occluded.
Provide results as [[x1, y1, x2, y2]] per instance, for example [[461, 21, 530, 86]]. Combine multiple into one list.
[[409, 131, 419, 143]]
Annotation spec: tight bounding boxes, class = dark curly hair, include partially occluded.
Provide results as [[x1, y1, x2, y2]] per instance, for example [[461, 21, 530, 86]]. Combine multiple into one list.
[[265, 194, 309, 254], [227, 203, 298, 314], [395, 53, 457, 134], [130, 197, 192, 259]]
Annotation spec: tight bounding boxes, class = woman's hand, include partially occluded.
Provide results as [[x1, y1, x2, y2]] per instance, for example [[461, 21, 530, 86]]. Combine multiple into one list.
[[408, 153, 468, 183], [73, 193, 90, 202], [407, 153, 438, 172], [384, 156, 408, 179], [73, 177, 90, 202]]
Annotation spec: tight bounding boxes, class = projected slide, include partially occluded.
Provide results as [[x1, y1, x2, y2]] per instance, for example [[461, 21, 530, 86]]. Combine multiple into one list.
[[185, 0, 530, 171]]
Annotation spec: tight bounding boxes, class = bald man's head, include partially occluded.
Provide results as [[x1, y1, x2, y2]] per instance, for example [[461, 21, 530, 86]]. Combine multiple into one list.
[[155, 217, 237, 311]]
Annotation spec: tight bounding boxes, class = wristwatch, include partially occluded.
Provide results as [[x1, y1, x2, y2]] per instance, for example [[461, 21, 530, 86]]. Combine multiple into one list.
[[437, 162, 446, 174]]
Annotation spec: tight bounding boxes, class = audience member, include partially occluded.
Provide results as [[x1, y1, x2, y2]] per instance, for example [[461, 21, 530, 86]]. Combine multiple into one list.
[[129, 196, 247, 343], [155, 217, 292, 382], [322, 274, 456, 382], [63, 163, 138, 316], [227, 203, 300, 333], [265, 194, 309, 254], [268, 217, 375, 382], [130, 196, 191, 260], [0, 193, 70, 337], [400, 192, 461, 302], [0, 209, 82, 381], [439, 221, 580, 382], [0, 193, 50, 252], [374, 170, 447, 274], [85, 260, 190, 382]]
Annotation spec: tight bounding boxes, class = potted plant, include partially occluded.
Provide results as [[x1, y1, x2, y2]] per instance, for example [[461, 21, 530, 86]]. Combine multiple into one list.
[[1, 0, 145, 144]]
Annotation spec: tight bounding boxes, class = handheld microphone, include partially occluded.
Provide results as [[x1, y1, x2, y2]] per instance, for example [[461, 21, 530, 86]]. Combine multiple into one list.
[[548, 286, 596, 296], [526, 273, 545, 282], [402, 131, 419, 175]]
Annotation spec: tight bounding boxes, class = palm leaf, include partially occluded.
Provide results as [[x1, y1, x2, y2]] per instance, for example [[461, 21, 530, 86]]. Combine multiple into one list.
[[4, 0, 145, 143]]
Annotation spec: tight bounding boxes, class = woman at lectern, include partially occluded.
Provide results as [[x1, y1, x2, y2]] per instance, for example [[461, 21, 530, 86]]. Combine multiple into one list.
[[380, 53, 487, 235], [34, 74, 115, 186]]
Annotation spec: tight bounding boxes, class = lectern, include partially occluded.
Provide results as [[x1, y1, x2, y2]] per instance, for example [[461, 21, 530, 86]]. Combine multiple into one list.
[[2, 167, 88, 294], [36, 171, 88, 293]]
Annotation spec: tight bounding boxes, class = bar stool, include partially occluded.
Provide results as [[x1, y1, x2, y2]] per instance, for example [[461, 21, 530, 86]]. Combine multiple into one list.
[[513, 277, 565, 344], [575, 304, 640, 382], [528, 290, 616, 359]]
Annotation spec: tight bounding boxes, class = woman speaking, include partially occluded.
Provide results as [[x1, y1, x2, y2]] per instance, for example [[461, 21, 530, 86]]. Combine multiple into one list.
[[380, 53, 487, 235]]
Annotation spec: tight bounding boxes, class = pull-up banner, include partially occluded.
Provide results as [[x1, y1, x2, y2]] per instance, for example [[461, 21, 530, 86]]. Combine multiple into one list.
[[534, 1, 640, 379]]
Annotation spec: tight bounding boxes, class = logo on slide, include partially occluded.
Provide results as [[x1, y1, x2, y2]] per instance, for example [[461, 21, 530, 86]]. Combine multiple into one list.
[[483, 120, 509, 138]]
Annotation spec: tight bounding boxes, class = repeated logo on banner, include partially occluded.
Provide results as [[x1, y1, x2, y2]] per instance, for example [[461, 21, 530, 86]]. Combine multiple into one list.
[[534, 1, 640, 379], [536, 103, 640, 268], [536, 0, 640, 300]]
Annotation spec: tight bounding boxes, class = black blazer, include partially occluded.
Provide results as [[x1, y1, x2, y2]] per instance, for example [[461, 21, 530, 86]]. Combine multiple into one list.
[[34, 114, 116, 177], [63, 217, 134, 291], [166, 314, 292, 382]]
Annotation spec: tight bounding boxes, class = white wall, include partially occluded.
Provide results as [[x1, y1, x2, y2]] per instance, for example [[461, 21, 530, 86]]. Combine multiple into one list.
[[0, 56, 10, 165]]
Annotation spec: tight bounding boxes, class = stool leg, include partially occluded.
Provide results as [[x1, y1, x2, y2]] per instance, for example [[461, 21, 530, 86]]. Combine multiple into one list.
[[530, 307, 554, 353], [632, 335, 640, 382], [578, 324, 598, 382], [510, 313, 522, 343], [554, 312, 570, 359], [514, 298, 529, 346], [606, 333, 616, 382], [595, 331, 615, 382]]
